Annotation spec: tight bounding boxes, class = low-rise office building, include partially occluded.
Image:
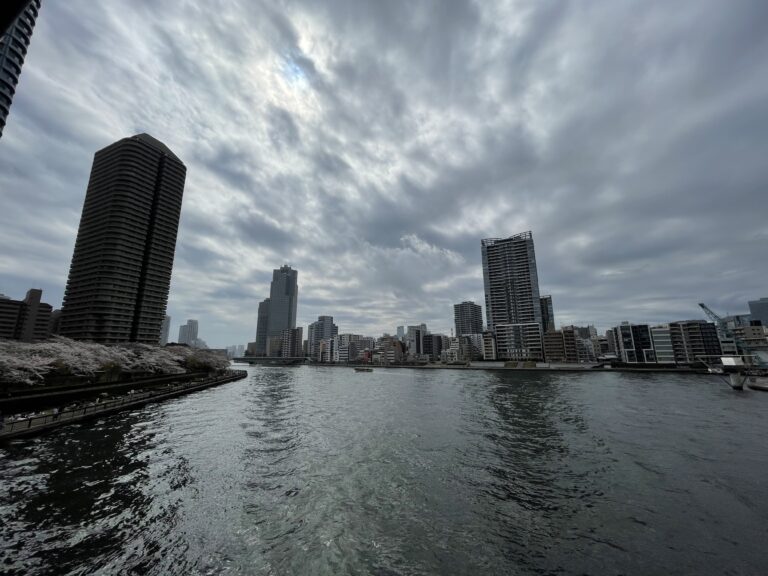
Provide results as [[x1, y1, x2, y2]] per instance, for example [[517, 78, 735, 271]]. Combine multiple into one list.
[[669, 320, 721, 364], [650, 325, 675, 364], [609, 322, 656, 363]]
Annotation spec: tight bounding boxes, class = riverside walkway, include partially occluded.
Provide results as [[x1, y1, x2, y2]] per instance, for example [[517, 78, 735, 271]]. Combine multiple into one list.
[[0, 369, 248, 441]]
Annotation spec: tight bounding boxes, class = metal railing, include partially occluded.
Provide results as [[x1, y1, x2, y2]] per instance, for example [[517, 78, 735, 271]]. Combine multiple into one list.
[[1, 370, 247, 435]]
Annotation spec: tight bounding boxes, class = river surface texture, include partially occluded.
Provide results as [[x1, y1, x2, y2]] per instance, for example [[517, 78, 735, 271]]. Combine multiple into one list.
[[1, 366, 767, 575]]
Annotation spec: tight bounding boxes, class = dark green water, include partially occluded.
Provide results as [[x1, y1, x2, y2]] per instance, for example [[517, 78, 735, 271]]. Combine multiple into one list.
[[1, 366, 767, 575]]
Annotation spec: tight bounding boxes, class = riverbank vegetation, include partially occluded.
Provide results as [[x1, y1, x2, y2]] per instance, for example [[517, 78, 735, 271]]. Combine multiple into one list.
[[0, 337, 230, 387]]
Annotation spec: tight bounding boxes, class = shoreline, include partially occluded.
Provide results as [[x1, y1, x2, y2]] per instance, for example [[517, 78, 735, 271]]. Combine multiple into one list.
[[0, 369, 248, 441], [235, 361, 714, 376]]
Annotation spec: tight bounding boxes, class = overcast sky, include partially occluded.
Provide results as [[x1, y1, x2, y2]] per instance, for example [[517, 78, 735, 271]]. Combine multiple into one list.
[[1, 0, 767, 347]]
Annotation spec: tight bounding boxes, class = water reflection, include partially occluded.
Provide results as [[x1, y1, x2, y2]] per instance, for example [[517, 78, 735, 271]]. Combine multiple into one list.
[[2, 367, 768, 575], [1, 417, 150, 573], [461, 372, 609, 571], [0, 407, 200, 575]]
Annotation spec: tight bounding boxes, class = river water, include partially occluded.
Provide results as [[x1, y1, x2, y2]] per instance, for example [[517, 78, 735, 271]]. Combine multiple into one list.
[[1, 366, 767, 575]]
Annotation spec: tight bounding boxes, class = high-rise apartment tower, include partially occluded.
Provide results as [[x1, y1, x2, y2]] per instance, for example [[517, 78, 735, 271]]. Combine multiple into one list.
[[0, 0, 41, 138], [454, 301, 483, 336], [59, 134, 186, 343], [481, 232, 543, 329], [308, 315, 338, 360], [253, 298, 271, 355], [540, 295, 555, 332]]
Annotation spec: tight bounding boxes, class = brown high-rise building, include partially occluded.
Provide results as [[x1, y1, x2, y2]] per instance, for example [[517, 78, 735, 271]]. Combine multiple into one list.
[[59, 134, 186, 344]]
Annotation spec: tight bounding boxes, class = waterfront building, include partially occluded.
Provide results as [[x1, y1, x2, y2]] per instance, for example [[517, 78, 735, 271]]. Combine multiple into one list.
[[650, 325, 675, 364], [331, 334, 363, 363], [375, 335, 405, 365], [481, 232, 545, 358], [59, 134, 186, 344], [396, 326, 405, 341], [591, 336, 610, 359], [562, 326, 579, 363], [718, 337, 739, 356], [454, 301, 483, 336], [0, 289, 52, 341], [280, 327, 303, 358], [319, 338, 336, 363], [481, 232, 543, 330], [731, 324, 768, 353], [307, 315, 338, 360], [178, 319, 198, 346], [542, 326, 594, 363], [251, 266, 298, 356], [253, 298, 270, 356], [358, 337, 376, 354], [460, 334, 484, 361], [267, 335, 283, 357], [574, 325, 598, 340], [543, 330, 566, 363], [441, 338, 462, 363], [540, 296, 555, 333], [482, 331, 497, 360], [495, 323, 544, 361], [609, 322, 656, 363], [405, 324, 427, 356], [605, 329, 617, 354], [722, 313, 752, 330], [0, 0, 41, 138], [267, 265, 298, 340], [576, 335, 596, 363], [669, 320, 722, 364], [159, 315, 171, 345], [748, 297, 768, 327], [422, 333, 444, 362]]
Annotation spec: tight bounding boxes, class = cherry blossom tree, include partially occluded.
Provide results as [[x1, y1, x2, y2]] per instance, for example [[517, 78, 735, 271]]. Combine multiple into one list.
[[0, 337, 229, 387]]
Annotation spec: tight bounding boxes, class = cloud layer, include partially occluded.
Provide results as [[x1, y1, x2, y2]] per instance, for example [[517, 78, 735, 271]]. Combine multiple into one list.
[[1, 0, 767, 346]]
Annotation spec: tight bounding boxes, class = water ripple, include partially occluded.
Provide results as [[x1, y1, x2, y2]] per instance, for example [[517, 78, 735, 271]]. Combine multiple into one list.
[[2, 367, 768, 575]]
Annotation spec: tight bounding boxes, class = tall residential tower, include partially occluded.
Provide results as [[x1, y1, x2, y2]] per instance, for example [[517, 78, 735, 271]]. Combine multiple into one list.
[[481, 231, 545, 360], [308, 315, 338, 360], [0, 0, 41, 138], [454, 301, 483, 336], [59, 134, 186, 343]]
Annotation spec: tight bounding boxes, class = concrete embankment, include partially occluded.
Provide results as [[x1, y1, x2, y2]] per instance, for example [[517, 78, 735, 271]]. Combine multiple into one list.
[[0, 370, 248, 441], [1, 371, 209, 413]]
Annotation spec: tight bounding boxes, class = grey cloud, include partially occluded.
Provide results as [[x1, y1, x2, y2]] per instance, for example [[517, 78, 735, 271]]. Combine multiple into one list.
[[267, 106, 301, 150], [1, 0, 767, 346]]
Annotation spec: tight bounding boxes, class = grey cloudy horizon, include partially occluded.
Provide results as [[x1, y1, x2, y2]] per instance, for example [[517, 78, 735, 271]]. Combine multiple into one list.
[[1, 0, 767, 347]]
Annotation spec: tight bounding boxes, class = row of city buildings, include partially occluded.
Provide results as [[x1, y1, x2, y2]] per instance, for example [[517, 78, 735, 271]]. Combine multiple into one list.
[[239, 232, 767, 367], [2, 6, 767, 368]]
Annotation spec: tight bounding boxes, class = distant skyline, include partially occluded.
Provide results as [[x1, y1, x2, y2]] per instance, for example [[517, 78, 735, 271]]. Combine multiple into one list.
[[1, 0, 767, 347]]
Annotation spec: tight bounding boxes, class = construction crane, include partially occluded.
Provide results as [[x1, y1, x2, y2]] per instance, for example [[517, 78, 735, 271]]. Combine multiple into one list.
[[698, 303, 767, 369]]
